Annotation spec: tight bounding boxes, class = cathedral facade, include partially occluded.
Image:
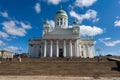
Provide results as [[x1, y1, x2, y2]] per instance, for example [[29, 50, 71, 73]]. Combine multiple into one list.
[[28, 8, 95, 58]]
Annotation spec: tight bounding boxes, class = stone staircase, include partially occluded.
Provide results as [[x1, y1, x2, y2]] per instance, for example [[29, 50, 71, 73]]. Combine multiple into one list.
[[0, 58, 119, 77]]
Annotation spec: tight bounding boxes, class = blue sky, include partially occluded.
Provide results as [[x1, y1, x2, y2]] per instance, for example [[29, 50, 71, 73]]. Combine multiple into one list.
[[0, 0, 120, 56]]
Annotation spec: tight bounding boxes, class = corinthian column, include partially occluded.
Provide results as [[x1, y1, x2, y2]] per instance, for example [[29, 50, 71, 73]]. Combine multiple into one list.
[[56, 40, 59, 57], [64, 40, 66, 57], [69, 40, 73, 57], [44, 40, 46, 57], [50, 40, 53, 57]]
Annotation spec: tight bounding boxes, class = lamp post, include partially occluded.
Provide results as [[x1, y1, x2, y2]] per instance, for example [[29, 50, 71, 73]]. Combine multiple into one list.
[[18, 48, 22, 57], [96, 47, 102, 57]]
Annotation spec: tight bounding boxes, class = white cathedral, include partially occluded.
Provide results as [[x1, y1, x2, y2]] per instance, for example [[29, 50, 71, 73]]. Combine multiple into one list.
[[28, 7, 95, 58]]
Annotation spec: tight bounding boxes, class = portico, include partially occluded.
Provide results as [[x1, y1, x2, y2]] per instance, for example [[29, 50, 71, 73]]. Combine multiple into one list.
[[43, 39, 77, 57]]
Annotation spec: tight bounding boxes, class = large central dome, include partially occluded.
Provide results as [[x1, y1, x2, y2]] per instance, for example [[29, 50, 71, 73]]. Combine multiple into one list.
[[56, 9, 68, 17], [55, 6, 68, 29]]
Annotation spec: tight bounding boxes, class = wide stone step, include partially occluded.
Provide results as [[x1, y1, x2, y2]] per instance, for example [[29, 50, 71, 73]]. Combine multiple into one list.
[[0, 58, 119, 77]]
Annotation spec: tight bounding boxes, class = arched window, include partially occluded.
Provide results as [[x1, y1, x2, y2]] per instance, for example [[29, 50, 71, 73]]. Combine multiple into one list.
[[57, 22, 59, 25], [60, 18, 62, 25], [60, 22, 62, 25]]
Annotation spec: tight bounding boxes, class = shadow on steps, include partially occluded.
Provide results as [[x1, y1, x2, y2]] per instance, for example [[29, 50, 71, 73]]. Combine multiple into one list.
[[111, 61, 120, 72]]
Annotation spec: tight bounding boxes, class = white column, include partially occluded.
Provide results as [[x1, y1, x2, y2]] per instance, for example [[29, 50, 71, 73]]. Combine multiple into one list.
[[83, 45, 87, 58], [56, 40, 59, 57], [76, 40, 79, 57], [59, 18, 60, 26], [62, 18, 64, 26], [50, 40, 53, 57], [92, 45, 95, 58], [79, 44, 81, 57], [69, 40, 73, 57], [64, 40, 66, 57], [82, 44, 87, 58], [44, 40, 46, 57]]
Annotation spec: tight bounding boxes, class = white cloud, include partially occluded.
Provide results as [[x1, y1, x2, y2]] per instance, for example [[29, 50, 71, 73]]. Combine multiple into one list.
[[49, 20, 55, 28], [75, 0, 97, 8], [70, 9, 99, 24], [80, 25, 103, 36], [114, 20, 120, 27], [1, 11, 32, 37], [0, 11, 9, 18], [0, 40, 5, 46], [116, 16, 120, 19], [48, 0, 61, 5], [46, 0, 68, 5], [0, 31, 9, 39], [4, 46, 19, 52], [99, 38, 120, 47], [34, 3, 41, 14], [2, 20, 31, 37], [20, 22, 32, 29]]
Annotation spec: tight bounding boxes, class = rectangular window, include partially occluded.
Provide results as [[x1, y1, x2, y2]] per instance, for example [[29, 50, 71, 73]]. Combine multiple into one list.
[[60, 22, 62, 25]]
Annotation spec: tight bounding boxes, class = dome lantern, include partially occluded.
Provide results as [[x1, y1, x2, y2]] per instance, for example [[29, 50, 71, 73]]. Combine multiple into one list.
[[55, 6, 68, 29]]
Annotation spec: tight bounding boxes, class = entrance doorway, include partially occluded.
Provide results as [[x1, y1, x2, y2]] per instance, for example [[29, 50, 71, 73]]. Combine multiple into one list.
[[59, 48, 63, 58]]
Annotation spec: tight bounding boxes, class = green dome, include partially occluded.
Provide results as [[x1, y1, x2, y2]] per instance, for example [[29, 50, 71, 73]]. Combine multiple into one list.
[[44, 19, 49, 25], [56, 9, 67, 16], [56, 10, 66, 14], [73, 19, 78, 25]]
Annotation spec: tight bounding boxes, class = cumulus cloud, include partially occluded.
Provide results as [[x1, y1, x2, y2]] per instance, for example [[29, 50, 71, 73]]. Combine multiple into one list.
[[0, 31, 9, 39], [75, 0, 97, 8], [4, 46, 20, 52], [34, 3, 41, 14], [0, 11, 9, 18], [48, 0, 61, 5], [20, 22, 32, 29], [2, 20, 32, 37], [0, 40, 5, 46], [46, 0, 68, 5], [99, 38, 120, 47], [114, 20, 120, 27], [70, 9, 99, 23], [80, 25, 103, 36]]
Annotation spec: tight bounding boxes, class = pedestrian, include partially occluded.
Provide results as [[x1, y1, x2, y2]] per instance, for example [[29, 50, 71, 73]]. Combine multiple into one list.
[[18, 56, 22, 62]]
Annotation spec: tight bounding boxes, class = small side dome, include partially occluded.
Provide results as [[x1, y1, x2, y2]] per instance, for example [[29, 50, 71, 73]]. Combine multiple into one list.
[[73, 19, 78, 25], [43, 19, 50, 27], [44, 19, 50, 25]]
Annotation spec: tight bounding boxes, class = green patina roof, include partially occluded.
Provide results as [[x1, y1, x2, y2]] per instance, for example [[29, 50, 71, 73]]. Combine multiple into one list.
[[56, 9, 67, 15], [56, 6, 67, 16], [44, 19, 49, 25], [73, 19, 78, 25]]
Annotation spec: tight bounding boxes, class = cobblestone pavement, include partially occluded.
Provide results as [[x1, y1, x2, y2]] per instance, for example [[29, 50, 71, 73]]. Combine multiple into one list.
[[0, 76, 120, 80]]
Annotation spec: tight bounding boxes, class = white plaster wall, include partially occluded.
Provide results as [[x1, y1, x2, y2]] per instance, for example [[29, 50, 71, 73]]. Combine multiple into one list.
[[88, 46, 94, 58]]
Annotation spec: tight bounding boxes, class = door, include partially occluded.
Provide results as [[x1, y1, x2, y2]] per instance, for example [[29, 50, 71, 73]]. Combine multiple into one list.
[[59, 48, 63, 58]]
